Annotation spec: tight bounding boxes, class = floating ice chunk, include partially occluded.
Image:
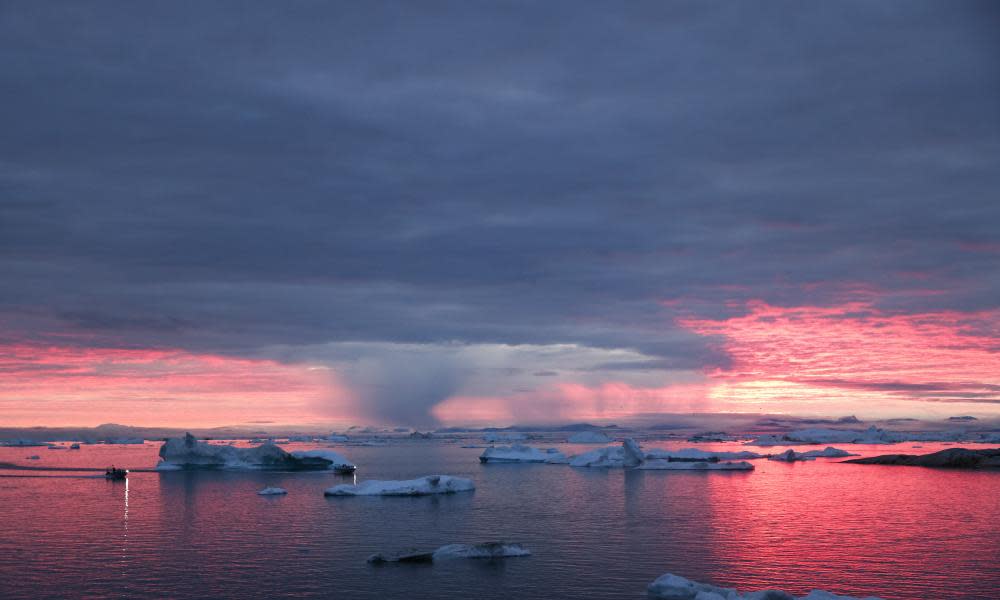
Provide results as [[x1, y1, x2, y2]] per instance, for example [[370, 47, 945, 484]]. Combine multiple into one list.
[[324, 475, 475, 496], [26, 455, 40, 460], [479, 445, 567, 464], [639, 460, 754, 471], [326, 434, 349, 442], [69, 443, 80, 450], [483, 432, 526, 443], [648, 573, 738, 599], [432, 542, 530, 560], [568, 431, 611, 443], [645, 448, 764, 462], [257, 487, 287, 495], [368, 542, 529, 564], [291, 449, 357, 473], [647, 572, 883, 600], [158, 433, 334, 470], [798, 447, 858, 458], [768, 449, 815, 462], [570, 445, 628, 468]]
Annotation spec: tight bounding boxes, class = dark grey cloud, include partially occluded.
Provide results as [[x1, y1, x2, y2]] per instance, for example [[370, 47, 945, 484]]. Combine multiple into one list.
[[1, 1, 998, 421]]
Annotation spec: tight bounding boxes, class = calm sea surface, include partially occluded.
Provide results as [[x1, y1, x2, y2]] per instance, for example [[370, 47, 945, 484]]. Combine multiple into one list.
[[1, 440, 998, 600]]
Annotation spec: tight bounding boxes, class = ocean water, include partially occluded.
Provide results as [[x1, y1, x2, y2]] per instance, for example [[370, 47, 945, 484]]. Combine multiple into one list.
[[1, 440, 998, 600]]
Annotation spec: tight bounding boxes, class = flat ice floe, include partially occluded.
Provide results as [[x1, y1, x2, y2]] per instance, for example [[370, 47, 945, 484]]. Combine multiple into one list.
[[257, 487, 287, 495], [479, 445, 568, 464], [567, 431, 611, 443], [368, 542, 529, 564], [638, 460, 754, 471], [647, 572, 883, 600], [324, 475, 475, 496], [645, 448, 764, 461], [157, 433, 335, 471]]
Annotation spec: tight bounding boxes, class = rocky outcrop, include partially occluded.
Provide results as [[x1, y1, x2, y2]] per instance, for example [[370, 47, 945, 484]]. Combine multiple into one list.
[[844, 448, 1000, 469]]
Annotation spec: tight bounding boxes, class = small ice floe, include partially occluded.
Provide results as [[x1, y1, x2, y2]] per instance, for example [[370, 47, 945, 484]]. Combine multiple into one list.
[[647, 572, 884, 600], [479, 445, 567, 464], [799, 447, 857, 458], [324, 475, 475, 496], [567, 431, 611, 444], [69, 443, 80, 450], [483, 432, 526, 443], [47, 445, 67, 450], [368, 542, 529, 564], [291, 449, 357, 474], [257, 487, 287, 495], [638, 460, 754, 471], [326, 434, 349, 442], [26, 455, 40, 460]]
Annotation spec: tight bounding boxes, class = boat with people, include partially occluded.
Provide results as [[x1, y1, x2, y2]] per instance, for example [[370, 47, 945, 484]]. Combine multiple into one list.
[[104, 467, 127, 480]]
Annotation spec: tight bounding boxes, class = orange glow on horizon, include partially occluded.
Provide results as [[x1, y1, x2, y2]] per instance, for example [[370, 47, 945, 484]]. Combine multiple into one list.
[[0, 343, 346, 427]]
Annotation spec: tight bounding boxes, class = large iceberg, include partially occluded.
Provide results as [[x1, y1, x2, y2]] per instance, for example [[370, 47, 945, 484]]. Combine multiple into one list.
[[157, 433, 334, 471], [324, 475, 475, 496], [368, 542, 530, 564], [291, 449, 357, 473], [647, 572, 883, 600], [479, 445, 567, 464], [568, 431, 611, 443]]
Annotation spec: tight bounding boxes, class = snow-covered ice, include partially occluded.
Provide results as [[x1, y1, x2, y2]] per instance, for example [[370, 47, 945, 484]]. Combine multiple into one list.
[[324, 475, 475, 496], [479, 445, 567, 464], [568, 431, 611, 443], [571, 439, 754, 471], [768, 447, 858, 462], [747, 425, 977, 446], [647, 572, 883, 600], [257, 487, 287, 495]]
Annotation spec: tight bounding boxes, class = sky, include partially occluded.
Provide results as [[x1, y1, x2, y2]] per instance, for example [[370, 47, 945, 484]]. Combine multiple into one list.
[[1, 1, 998, 428]]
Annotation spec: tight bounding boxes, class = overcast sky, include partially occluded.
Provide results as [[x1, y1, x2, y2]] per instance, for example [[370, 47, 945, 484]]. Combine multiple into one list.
[[1, 1, 998, 427]]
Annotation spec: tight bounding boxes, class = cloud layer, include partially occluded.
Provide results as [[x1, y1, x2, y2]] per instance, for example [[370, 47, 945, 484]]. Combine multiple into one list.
[[1, 2, 998, 425]]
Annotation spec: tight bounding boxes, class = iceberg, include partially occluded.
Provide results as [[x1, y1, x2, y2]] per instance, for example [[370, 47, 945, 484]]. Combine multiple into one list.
[[157, 433, 334, 471], [647, 572, 883, 600], [479, 445, 567, 464], [326, 434, 349, 442], [291, 449, 357, 473], [768, 449, 815, 462], [26, 455, 40, 460], [324, 475, 475, 496], [799, 447, 857, 458], [368, 542, 530, 564], [570, 439, 753, 470], [568, 431, 611, 443], [257, 487, 287, 495]]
